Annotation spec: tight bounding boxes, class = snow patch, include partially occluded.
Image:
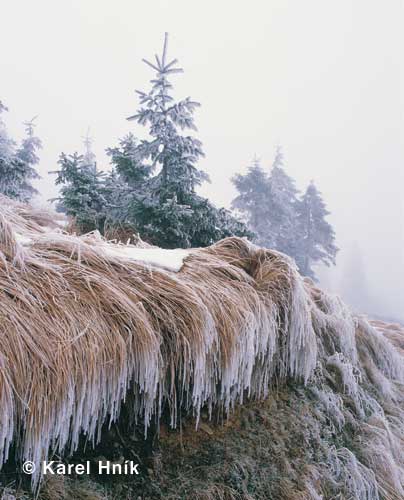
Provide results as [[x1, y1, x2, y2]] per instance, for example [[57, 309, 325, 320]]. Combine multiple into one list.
[[15, 229, 190, 272], [100, 244, 191, 272], [14, 233, 32, 246]]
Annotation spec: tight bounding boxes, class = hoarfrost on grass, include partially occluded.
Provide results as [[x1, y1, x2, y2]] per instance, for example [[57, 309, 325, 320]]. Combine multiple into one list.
[[1, 201, 404, 497]]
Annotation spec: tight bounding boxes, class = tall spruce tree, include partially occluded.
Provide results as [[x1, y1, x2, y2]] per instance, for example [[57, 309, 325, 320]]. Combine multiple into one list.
[[231, 156, 268, 245], [295, 180, 338, 279], [265, 146, 299, 255], [0, 105, 41, 202], [106, 33, 249, 248], [127, 33, 208, 198], [232, 147, 299, 253]]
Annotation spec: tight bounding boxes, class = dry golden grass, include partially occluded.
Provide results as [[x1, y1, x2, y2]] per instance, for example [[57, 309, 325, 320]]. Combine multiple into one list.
[[0, 197, 317, 490], [0, 196, 404, 498]]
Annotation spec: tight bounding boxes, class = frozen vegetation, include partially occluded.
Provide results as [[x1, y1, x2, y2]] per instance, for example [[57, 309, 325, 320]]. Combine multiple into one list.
[[0, 198, 403, 499]]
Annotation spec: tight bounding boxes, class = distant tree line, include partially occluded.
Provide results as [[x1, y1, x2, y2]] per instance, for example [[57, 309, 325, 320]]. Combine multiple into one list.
[[0, 34, 338, 280], [232, 149, 338, 279]]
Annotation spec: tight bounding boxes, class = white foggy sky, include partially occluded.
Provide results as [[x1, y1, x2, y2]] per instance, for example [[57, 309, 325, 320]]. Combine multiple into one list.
[[1, 0, 403, 319]]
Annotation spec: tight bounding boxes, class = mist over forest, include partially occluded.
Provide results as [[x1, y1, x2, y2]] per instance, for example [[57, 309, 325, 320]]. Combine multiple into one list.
[[2, 3, 404, 499], [1, 0, 403, 319]]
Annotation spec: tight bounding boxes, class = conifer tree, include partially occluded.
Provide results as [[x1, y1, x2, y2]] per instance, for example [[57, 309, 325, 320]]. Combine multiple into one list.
[[106, 33, 249, 248], [14, 118, 41, 200], [295, 180, 338, 279], [0, 101, 16, 197], [54, 136, 106, 233], [265, 146, 299, 255], [127, 33, 208, 199], [231, 147, 299, 253], [231, 156, 268, 244], [104, 137, 148, 231], [0, 101, 14, 163], [0, 105, 41, 202], [232, 149, 338, 279]]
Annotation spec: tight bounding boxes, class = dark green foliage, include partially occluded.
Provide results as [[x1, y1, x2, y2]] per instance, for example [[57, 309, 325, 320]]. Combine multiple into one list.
[[102, 33, 250, 248], [106, 133, 152, 187], [125, 192, 249, 248], [54, 152, 107, 234], [55, 35, 249, 247]]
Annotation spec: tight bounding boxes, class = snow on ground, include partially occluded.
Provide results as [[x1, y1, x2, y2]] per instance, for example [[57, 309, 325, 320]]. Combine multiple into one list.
[[14, 230, 191, 272], [100, 244, 191, 272], [14, 233, 32, 246]]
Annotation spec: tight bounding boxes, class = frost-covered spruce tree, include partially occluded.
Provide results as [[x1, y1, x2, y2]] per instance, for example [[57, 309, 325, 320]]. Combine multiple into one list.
[[265, 146, 300, 256], [0, 105, 41, 201], [295, 180, 338, 279], [13, 118, 41, 201], [231, 156, 269, 245], [0, 101, 14, 163], [231, 147, 299, 255], [103, 134, 151, 232], [54, 139, 106, 233], [0, 101, 16, 196], [118, 33, 249, 248], [127, 33, 207, 197]]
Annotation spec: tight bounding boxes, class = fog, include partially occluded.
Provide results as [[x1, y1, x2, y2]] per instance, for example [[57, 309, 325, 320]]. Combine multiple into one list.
[[1, 0, 403, 320]]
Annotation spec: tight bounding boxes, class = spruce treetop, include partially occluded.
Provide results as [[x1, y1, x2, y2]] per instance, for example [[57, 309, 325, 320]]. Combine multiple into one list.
[[17, 117, 42, 170], [127, 33, 207, 198], [23, 116, 38, 137], [82, 128, 97, 173], [272, 145, 284, 169], [0, 101, 15, 162]]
